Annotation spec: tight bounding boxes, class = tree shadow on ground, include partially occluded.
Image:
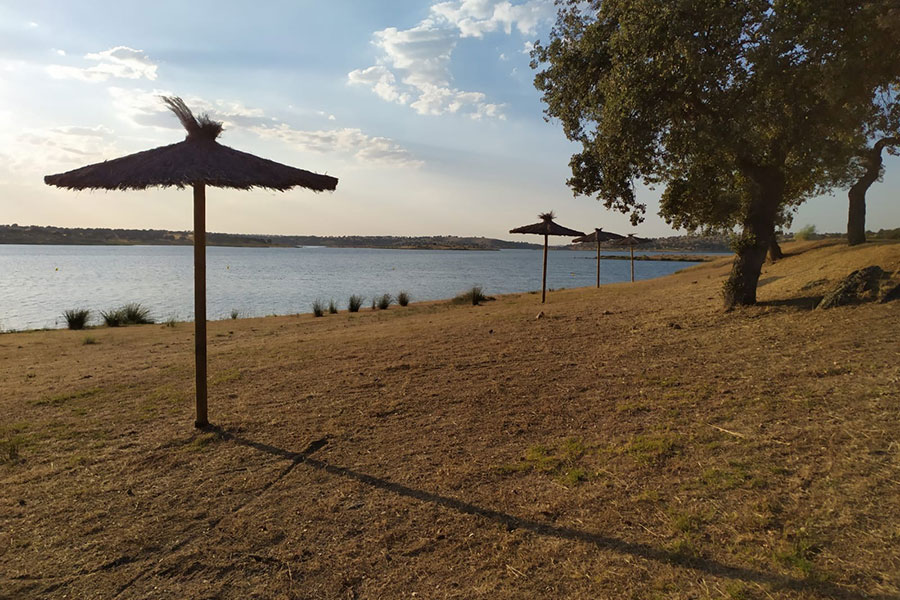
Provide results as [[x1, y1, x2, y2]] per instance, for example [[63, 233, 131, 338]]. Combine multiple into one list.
[[210, 427, 896, 600]]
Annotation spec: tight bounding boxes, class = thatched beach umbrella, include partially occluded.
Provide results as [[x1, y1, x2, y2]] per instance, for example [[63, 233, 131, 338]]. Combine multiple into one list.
[[510, 212, 584, 303], [616, 234, 650, 282], [45, 97, 338, 428], [572, 228, 625, 288]]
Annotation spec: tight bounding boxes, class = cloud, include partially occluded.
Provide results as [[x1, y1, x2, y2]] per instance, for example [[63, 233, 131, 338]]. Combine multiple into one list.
[[14, 125, 122, 173], [431, 0, 554, 38], [348, 18, 502, 118], [107, 88, 273, 131], [348, 1, 553, 119], [46, 46, 158, 82], [106, 88, 421, 168], [255, 125, 423, 168], [347, 65, 410, 104]]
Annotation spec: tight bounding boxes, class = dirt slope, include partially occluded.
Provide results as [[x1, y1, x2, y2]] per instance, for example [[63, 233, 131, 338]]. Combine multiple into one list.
[[1, 240, 899, 599]]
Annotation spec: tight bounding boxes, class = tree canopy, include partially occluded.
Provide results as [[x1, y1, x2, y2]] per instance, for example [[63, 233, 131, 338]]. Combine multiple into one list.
[[532, 0, 900, 306]]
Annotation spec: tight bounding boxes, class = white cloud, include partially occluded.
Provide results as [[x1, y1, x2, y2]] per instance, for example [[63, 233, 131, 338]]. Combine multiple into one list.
[[104, 88, 420, 168], [106, 88, 273, 131], [348, 1, 552, 119], [431, 0, 554, 38], [255, 125, 422, 168], [46, 46, 158, 82], [14, 125, 122, 174], [348, 65, 410, 104]]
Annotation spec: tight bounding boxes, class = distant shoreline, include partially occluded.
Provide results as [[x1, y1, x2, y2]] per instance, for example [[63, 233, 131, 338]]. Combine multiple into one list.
[[0, 224, 735, 253]]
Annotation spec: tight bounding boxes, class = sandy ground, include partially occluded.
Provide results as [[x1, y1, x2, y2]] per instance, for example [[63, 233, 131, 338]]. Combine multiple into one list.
[[1, 240, 899, 599]]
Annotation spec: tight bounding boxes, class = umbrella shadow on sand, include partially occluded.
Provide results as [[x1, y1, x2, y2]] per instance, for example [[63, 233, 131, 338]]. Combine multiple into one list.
[[194, 428, 884, 600]]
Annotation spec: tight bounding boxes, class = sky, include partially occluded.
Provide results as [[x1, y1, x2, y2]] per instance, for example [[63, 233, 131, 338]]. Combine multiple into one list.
[[1, 0, 898, 241]]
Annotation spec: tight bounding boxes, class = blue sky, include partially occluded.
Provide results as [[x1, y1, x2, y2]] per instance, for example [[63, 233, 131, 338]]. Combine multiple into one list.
[[1, 0, 897, 240]]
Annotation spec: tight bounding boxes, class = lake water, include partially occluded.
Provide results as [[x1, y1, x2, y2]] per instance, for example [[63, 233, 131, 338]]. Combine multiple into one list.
[[0, 245, 711, 331]]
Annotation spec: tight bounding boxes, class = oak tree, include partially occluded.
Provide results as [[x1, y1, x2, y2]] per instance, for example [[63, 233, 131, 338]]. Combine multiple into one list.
[[532, 0, 900, 307]]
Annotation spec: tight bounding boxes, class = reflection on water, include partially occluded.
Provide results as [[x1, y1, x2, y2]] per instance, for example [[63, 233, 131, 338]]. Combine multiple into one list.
[[0, 245, 708, 331]]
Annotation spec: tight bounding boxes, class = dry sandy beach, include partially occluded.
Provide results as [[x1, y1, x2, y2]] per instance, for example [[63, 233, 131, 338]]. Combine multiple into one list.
[[2, 240, 899, 599]]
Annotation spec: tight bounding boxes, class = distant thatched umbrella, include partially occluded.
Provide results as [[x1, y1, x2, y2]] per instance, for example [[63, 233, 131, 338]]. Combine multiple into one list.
[[616, 234, 650, 282], [510, 212, 584, 303], [572, 228, 625, 287], [45, 97, 338, 428]]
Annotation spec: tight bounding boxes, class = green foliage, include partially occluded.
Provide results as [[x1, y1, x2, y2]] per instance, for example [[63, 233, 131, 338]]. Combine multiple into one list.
[[230, 309, 240, 320], [328, 299, 338, 314], [377, 294, 393, 310], [348, 295, 364, 313], [397, 291, 410, 307], [63, 308, 90, 330], [532, 1, 900, 303], [872, 227, 900, 240], [794, 225, 818, 241], [311, 299, 325, 317]]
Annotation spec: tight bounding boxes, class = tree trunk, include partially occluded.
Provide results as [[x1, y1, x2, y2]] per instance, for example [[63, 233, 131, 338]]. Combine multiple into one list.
[[768, 237, 784, 262], [847, 137, 898, 246], [724, 165, 784, 308], [847, 186, 867, 246]]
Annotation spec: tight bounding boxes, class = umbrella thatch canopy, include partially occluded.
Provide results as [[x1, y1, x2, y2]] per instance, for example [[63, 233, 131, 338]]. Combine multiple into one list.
[[510, 212, 584, 303], [45, 97, 338, 428], [572, 228, 625, 288], [614, 234, 650, 282]]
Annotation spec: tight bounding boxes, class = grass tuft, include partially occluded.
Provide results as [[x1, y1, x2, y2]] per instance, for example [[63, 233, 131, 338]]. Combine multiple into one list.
[[311, 299, 325, 317], [452, 286, 490, 306], [101, 308, 124, 327], [230, 309, 240, 320], [63, 308, 90, 330], [122, 303, 153, 324], [348, 295, 364, 313], [82, 336, 98, 345], [377, 293, 393, 310], [328, 299, 338, 314], [397, 291, 410, 307]]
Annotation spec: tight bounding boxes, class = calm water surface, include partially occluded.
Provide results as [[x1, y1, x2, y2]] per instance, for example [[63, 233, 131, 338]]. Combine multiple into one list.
[[0, 245, 710, 331]]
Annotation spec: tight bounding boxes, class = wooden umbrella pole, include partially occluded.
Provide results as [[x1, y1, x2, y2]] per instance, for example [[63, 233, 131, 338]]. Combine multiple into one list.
[[596, 237, 601, 288], [193, 184, 209, 428], [630, 245, 635, 283], [541, 234, 549, 303]]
